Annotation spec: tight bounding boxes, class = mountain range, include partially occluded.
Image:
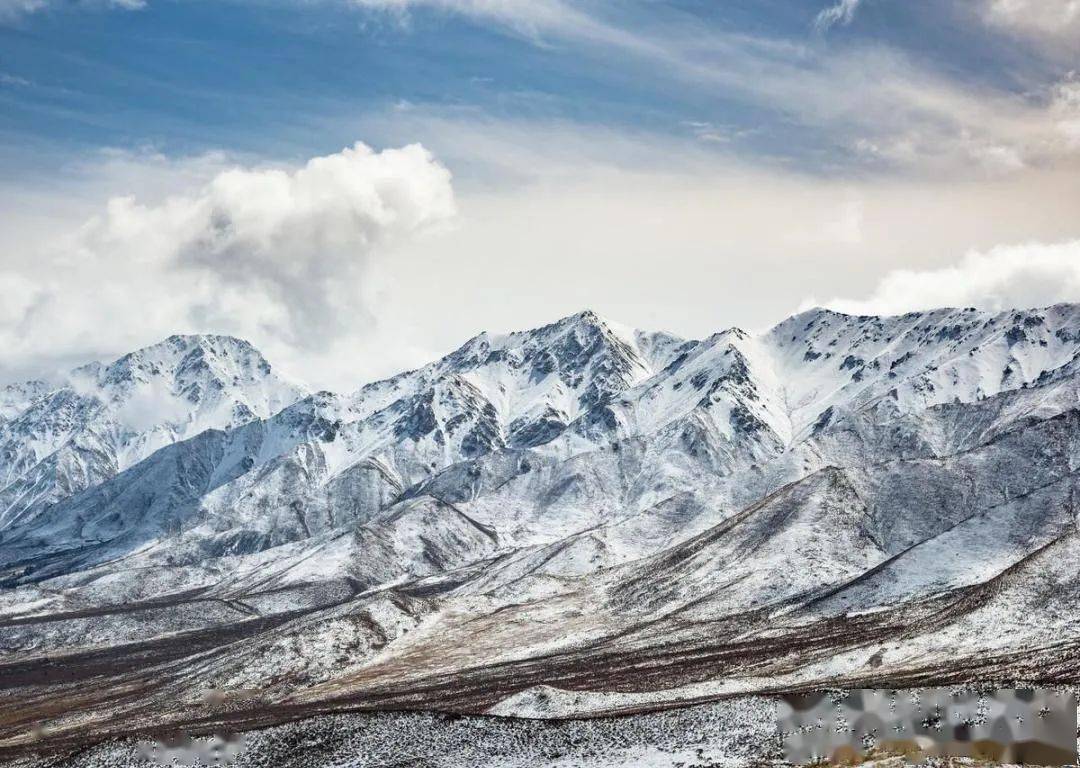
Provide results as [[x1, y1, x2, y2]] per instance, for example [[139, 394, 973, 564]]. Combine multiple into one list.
[[2, 304, 1080, 760]]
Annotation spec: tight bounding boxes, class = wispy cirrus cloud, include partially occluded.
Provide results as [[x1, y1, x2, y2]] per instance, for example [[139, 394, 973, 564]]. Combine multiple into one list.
[[0, 0, 46, 18], [814, 0, 863, 32], [980, 0, 1080, 44], [347, 0, 1080, 179], [0, 72, 32, 87], [0, 0, 143, 21], [815, 0, 1080, 43], [347, 0, 633, 45]]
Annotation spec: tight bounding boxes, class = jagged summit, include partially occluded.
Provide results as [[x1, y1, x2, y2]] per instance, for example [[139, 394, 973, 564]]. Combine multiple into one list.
[[344, 309, 661, 447], [96, 333, 273, 387], [0, 333, 306, 531], [764, 302, 1080, 430]]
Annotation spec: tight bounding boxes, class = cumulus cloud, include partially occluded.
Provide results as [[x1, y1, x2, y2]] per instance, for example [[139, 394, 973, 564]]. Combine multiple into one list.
[[814, 0, 862, 32], [0, 142, 455, 388], [814, 240, 1080, 317]]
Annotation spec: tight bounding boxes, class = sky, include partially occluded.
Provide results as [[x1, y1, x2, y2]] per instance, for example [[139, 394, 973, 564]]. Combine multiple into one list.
[[2, 0, 1080, 390]]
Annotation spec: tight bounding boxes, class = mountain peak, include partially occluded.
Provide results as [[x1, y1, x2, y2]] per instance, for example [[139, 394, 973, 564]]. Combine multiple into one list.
[[567, 308, 602, 324], [118, 333, 262, 364], [552, 308, 621, 335], [99, 334, 272, 388]]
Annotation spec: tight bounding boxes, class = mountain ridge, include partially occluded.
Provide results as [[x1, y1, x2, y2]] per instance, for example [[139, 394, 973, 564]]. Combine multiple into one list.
[[2, 303, 1080, 758]]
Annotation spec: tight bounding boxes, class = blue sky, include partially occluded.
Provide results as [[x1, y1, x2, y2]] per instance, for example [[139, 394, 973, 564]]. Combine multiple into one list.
[[3, 1, 711, 161], [2, 0, 1080, 388], [2, 0, 1064, 173]]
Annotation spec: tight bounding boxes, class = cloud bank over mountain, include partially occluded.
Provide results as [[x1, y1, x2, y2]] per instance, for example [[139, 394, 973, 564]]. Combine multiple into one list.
[[815, 240, 1080, 317], [0, 142, 455, 388]]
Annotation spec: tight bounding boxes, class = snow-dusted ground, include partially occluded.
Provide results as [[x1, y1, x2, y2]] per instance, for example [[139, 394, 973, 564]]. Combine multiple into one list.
[[5, 692, 1077, 768], [0, 698, 780, 768]]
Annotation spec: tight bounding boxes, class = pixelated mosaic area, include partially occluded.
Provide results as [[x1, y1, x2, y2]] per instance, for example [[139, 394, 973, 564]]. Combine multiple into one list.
[[779, 689, 1077, 765]]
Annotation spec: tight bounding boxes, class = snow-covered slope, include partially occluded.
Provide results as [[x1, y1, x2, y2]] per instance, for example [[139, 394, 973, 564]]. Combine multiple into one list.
[[4, 304, 1080, 758], [766, 303, 1080, 434], [0, 335, 305, 532]]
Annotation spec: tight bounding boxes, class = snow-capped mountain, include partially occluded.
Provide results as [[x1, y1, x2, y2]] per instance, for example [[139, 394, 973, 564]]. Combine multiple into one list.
[[2, 304, 1080, 760], [0, 335, 304, 532]]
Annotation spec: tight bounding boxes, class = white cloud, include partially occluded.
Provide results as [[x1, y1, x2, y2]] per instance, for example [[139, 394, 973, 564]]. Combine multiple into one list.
[[1053, 75, 1080, 147], [0, 0, 142, 20], [981, 0, 1080, 43], [0, 142, 455, 389], [814, 0, 863, 32], [348, 0, 619, 43], [0, 72, 32, 86], [812, 0, 1080, 43], [0, 273, 42, 327], [0, 0, 45, 18], [113, 380, 196, 431], [815, 240, 1080, 316]]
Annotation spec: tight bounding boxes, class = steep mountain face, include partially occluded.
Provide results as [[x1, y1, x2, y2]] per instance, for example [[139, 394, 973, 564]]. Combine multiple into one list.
[[767, 303, 1080, 433], [0, 335, 305, 534], [2, 305, 1080, 760], [0, 380, 49, 424]]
